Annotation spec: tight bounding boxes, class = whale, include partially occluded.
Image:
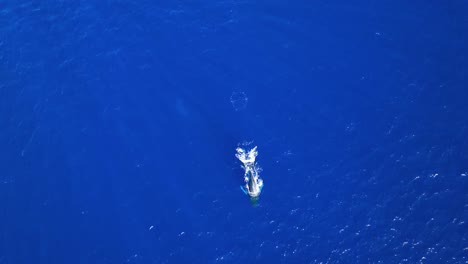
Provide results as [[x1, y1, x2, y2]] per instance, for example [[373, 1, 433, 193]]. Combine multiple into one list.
[[236, 146, 263, 199], [245, 166, 263, 197]]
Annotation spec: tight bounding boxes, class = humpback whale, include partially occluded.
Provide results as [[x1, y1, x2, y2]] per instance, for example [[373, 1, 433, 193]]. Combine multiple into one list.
[[236, 146, 263, 199]]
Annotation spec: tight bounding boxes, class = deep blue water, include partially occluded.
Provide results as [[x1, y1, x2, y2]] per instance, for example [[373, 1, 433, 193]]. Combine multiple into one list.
[[1, 1, 468, 263]]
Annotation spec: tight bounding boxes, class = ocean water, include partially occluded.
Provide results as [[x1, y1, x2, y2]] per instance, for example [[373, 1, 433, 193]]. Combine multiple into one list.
[[1, 1, 468, 263]]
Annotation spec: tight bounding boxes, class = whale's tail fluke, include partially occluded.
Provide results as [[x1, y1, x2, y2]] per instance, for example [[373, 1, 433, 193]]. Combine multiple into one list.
[[235, 146, 257, 166]]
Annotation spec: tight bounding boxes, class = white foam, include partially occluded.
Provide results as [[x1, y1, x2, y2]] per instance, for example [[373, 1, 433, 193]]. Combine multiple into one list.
[[230, 91, 248, 111]]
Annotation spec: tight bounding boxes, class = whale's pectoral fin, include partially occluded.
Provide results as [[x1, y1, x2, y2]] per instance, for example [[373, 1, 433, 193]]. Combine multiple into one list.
[[240, 185, 248, 195]]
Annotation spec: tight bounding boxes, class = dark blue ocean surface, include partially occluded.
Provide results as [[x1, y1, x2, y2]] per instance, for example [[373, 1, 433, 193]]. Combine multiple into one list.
[[1, 1, 468, 263]]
